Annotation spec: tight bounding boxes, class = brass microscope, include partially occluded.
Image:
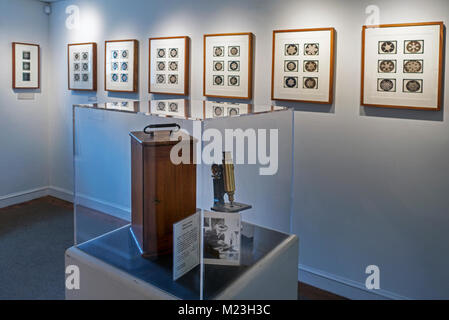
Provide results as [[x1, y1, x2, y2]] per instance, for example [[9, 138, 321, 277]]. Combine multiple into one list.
[[211, 152, 252, 213]]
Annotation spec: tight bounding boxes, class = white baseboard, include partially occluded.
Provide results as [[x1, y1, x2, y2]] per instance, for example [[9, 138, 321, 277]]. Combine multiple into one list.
[[1, 185, 129, 222], [0, 186, 74, 209], [48, 186, 73, 203], [298, 264, 410, 300], [0, 187, 49, 209]]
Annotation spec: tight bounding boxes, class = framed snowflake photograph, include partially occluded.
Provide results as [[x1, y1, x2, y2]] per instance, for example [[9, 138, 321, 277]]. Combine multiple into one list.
[[68, 42, 97, 91], [149, 36, 189, 95], [271, 28, 335, 104], [105, 39, 139, 92], [361, 22, 444, 110], [12, 42, 40, 89], [203, 33, 253, 99]]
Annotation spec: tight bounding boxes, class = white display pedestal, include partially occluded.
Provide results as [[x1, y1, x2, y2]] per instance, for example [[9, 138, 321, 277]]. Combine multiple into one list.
[[65, 232, 298, 300]]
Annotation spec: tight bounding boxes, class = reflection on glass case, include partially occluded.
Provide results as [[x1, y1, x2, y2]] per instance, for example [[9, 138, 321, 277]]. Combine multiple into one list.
[[72, 99, 297, 300]]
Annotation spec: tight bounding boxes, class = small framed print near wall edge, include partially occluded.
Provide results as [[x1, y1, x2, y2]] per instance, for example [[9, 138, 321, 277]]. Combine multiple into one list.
[[271, 28, 335, 104], [361, 22, 444, 111], [12, 42, 40, 89], [149, 36, 190, 96], [203, 32, 253, 100], [105, 39, 139, 93], [68, 42, 97, 91]]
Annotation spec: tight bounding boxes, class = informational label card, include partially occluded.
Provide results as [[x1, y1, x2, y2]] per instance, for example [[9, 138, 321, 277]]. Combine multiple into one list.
[[17, 92, 35, 100], [173, 211, 200, 281]]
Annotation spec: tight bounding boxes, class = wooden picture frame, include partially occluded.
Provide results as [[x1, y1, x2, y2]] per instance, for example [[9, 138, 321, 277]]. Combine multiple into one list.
[[12, 42, 40, 89], [203, 32, 253, 100], [149, 36, 190, 96], [105, 39, 139, 93], [271, 28, 335, 104], [67, 42, 97, 91], [361, 22, 444, 111]]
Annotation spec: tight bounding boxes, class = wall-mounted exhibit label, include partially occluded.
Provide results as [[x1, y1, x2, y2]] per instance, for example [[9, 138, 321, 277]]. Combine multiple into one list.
[[17, 92, 35, 100], [173, 211, 200, 281]]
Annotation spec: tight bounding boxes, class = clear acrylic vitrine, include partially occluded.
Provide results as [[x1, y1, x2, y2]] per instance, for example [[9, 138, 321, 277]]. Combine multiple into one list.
[[72, 99, 296, 300]]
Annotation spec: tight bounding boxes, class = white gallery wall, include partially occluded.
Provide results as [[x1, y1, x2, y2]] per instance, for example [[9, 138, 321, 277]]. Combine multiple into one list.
[[0, 0, 50, 207], [0, 0, 448, 299]]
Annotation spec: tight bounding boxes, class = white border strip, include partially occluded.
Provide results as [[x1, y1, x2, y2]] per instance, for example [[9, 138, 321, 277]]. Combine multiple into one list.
[[48, 186, 74, 202], [0, 187, 49, 209], [299, 264, 411, 300], [1, 185, 129, 222]]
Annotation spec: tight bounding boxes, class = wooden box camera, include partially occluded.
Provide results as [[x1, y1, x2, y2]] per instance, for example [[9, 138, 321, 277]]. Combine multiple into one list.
[[130, 127, 196, 258]]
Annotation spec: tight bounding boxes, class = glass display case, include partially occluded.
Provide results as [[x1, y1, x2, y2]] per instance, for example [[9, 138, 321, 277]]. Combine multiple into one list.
[[71, 99, 297, 300]]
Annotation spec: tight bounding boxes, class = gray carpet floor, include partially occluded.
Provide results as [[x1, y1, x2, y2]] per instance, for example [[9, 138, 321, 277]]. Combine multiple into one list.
[[0, 197, 73, 300]]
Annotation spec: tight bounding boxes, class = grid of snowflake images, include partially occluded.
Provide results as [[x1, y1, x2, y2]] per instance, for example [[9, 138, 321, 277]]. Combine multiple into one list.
[[155, 47, 180, 86], [282, 42, 320, 90], [377, 40, 425, 94], [110, 49, 129, 84], [212, 45, 241, 87], [73, 51, 90, 83], [22, 51, 32, 82]]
